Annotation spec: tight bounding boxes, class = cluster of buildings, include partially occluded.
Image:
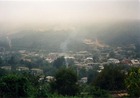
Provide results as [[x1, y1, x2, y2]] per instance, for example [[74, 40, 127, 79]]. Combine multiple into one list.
[[1, 66, 43, 75], [0, 41, 140, 84], [1, 43, 140, 72]]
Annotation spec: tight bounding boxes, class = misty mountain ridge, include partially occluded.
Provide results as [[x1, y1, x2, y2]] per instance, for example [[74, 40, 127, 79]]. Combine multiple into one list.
[[0, 20, 140, 51]]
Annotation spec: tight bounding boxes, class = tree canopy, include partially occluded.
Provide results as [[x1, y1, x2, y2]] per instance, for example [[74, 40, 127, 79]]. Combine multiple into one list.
[[0, 74, 32, 98], [51, 68, 79, 96], [94, 65, 126, 91], [125, 67, 140, 97], [53, 56, 66, 68]]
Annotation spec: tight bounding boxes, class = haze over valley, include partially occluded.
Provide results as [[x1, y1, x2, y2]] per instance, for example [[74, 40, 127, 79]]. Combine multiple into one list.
[[0, 0, 140, 98], [0, 0, 139, 51]]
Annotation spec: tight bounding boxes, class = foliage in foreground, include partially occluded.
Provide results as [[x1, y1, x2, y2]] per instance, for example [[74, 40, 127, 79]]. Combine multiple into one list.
[[0, 66, 139, 98], [50, 68, 79, 96], [93, 65, 126, 91], [125, 67, 140, 97], [79, 84, 111, 98], [0, 74, 32, 98]]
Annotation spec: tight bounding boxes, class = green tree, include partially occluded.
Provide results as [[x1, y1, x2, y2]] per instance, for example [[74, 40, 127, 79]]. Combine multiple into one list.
[[0, 74, 33, 98], [87, 69, 98, 84], [0, 68, 8, 77], [53, 56, 66, 68], [89, 86, 110, 98], [79, 67, 87, 79], [8, 56, 16, 65], [22, 73, 40, 90], [0, 57, 3, 65], [125, 67, 140, 97], [37, 83, 51, 97], [51, 68, 79, 96], [94, 65, 126, 90], [79, 84, 110, 98]]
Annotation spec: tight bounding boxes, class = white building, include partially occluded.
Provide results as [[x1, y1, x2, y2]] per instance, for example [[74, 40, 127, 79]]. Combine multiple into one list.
[[31, 68, 43, 75], [16, 67, 29, 71], [131, 59, 140, 65], [107, 58, 120, 64], [46, 76, 54, 82], [84, 57, 93, 63], [1, 66, 11, 70], [80, 77, 88, 83]]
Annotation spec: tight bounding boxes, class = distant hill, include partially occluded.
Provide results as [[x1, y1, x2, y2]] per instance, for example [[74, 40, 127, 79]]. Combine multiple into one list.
[[6, 29, 87, 52], [97, 20, 140, 46], [80, 20, 140, 46], [0, 20, 140, 51]]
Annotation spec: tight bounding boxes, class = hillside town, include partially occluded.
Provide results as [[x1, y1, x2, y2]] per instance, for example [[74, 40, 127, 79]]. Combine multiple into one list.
[[0, 38, 140, 98], [0, 38, 139, 77]]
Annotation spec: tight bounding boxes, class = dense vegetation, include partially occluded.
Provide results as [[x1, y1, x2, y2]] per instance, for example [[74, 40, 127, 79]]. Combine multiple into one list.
[[125, 67, 140, 97], [50, 68, 79, 96], [0, 65, 139, 98], [94, 65, 126, 91]]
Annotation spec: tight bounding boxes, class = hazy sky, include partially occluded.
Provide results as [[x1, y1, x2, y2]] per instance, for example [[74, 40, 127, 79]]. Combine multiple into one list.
[[0, 0, 139, 26]]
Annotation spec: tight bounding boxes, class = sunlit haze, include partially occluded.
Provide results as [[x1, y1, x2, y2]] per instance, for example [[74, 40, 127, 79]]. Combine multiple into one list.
[[0, 0, 139, 28]]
